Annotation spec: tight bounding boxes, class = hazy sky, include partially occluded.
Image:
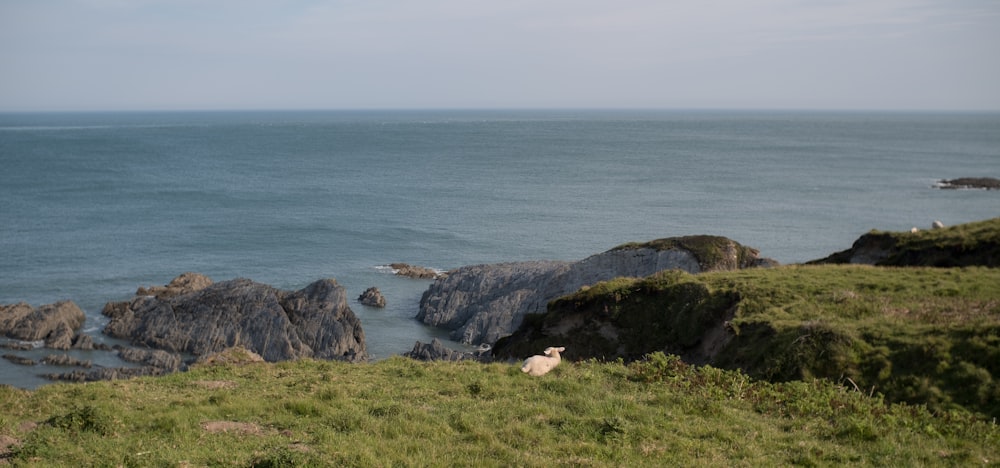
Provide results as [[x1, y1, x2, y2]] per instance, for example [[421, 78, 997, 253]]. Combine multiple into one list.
[[2, 0, 998, 111]]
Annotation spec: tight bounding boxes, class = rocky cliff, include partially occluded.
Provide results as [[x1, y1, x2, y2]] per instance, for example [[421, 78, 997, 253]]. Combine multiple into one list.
[[103, 275, 367, 362], [417, 235, 776, 346]]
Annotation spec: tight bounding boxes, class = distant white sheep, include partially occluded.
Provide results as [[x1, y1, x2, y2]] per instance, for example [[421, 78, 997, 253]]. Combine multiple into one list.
[[521, 346, 566, 376]]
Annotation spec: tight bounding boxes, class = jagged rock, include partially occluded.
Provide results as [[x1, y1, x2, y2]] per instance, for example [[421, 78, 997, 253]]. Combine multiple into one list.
[[42, 354, 92, 368], [936, 177, 1000, 190], [102, 275, 368, 362], [403, 338, 491, 362], [70, 333, 95, 350], [135, 272, 213, 299], [45, 322, 75, 350], [0, 301, 85, 349], [417, 235, 776, 346], [389, 263, 444, 279], [358, 287, 387, 308], [116, 346, 182, 371], [44, 366, 170, 383], [2, 354, 36, 366], [0, 342, 34, 351]]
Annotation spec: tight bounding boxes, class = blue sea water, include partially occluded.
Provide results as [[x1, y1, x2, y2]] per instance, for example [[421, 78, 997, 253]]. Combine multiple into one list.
[[1, 109, 998, 389]]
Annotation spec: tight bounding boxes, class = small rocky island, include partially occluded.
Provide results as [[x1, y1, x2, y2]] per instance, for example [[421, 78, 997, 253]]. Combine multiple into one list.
[[936, 177, 1000, 190]]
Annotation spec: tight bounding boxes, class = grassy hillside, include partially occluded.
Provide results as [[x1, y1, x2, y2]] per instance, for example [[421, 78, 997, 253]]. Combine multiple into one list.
[[495, 265, 1000, 419], [1, 355, 997, 466], [810, 217, 1000, 266]]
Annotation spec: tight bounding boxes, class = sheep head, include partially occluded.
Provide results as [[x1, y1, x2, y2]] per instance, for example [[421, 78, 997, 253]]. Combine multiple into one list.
[[544, 346, 566, 356]]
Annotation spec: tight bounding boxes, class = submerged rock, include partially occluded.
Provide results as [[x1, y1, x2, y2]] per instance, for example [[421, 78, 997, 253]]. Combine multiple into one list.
[[2, 354, 36, 366], [42, 354, 93, 368], [102, 274, 368, 363], [417, 235, 776, 346]]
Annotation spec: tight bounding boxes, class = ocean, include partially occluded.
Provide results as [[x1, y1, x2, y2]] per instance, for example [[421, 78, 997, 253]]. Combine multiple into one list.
[[1, 109, 998, 389]]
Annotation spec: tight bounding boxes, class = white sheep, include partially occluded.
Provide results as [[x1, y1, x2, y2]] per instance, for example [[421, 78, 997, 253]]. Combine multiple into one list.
[[521, 346, 566, 376]]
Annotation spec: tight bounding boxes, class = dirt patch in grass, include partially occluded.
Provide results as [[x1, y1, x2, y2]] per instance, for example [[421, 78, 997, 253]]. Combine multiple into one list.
[[0, 435, 20, 465], [201, 421, 263, 435]]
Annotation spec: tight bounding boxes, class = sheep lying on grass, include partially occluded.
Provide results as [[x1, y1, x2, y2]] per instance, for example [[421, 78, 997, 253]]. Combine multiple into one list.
[[521, 346, 566, 376]]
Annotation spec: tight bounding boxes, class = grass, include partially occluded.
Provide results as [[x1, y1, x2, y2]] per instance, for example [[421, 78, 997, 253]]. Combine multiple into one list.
[[1, 354, 997, 466], [612, 235, 764, 270], [811, 217, 1000, 267], [496, 264, 1000, 419]]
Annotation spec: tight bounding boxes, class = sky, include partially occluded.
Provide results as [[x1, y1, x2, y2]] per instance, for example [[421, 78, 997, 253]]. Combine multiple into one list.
[[1, 0, 998, 112]]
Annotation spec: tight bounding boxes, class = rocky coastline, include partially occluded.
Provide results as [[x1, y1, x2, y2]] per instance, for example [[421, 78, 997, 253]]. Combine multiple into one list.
[[2, 273, 369, 385], [0, 236, 780, 384], [3, 220, 996, 386], [416, 235, 776, 346]]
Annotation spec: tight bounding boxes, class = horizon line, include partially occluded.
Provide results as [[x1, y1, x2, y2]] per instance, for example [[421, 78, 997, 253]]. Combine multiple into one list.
[[3, 106, 1000, 115]]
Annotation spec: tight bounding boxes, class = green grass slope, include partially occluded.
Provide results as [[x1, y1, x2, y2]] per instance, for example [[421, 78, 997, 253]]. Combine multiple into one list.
[[810, 217, 1000, 267], [495, 265, 1000, 419], [1, 356, 997, 466]]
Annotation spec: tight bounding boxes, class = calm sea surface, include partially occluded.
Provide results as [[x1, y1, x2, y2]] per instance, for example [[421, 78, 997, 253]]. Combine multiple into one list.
[[1, 109, 998, 388]]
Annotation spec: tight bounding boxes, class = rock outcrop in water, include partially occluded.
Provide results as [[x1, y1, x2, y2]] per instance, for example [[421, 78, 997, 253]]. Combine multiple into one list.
[[102, 274, 368, 362], [358, 287, 387, 308], [936, 177, 1000, 190], [417, 235, 776, 346], [388, 263, 444, 279], [0, 301, 86, 350]]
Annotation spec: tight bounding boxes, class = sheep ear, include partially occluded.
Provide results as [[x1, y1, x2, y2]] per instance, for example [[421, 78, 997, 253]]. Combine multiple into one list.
[[543, 348, 553, 356]]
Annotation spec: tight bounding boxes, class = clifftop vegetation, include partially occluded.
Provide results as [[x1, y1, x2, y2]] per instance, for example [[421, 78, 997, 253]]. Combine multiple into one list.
[[612, 235, 769, 270], [810, 217, 1000, 267], [497, 219, 1000, 419]]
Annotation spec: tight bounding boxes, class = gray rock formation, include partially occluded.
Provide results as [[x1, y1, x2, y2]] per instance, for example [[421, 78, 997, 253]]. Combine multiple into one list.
[[102, 275, 368, 362], [358, 287, 387, 308], [42, 354, 93, 368], [117, 346, 182, 371], [417, 235, 775, 346], [2, 354, 36, 366], [44, 366, 172, 383], [135, 272, 213, 298], [403, 338, 492, 362], [0, 301, 86, 349], [936, 177, 1000, 190]]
